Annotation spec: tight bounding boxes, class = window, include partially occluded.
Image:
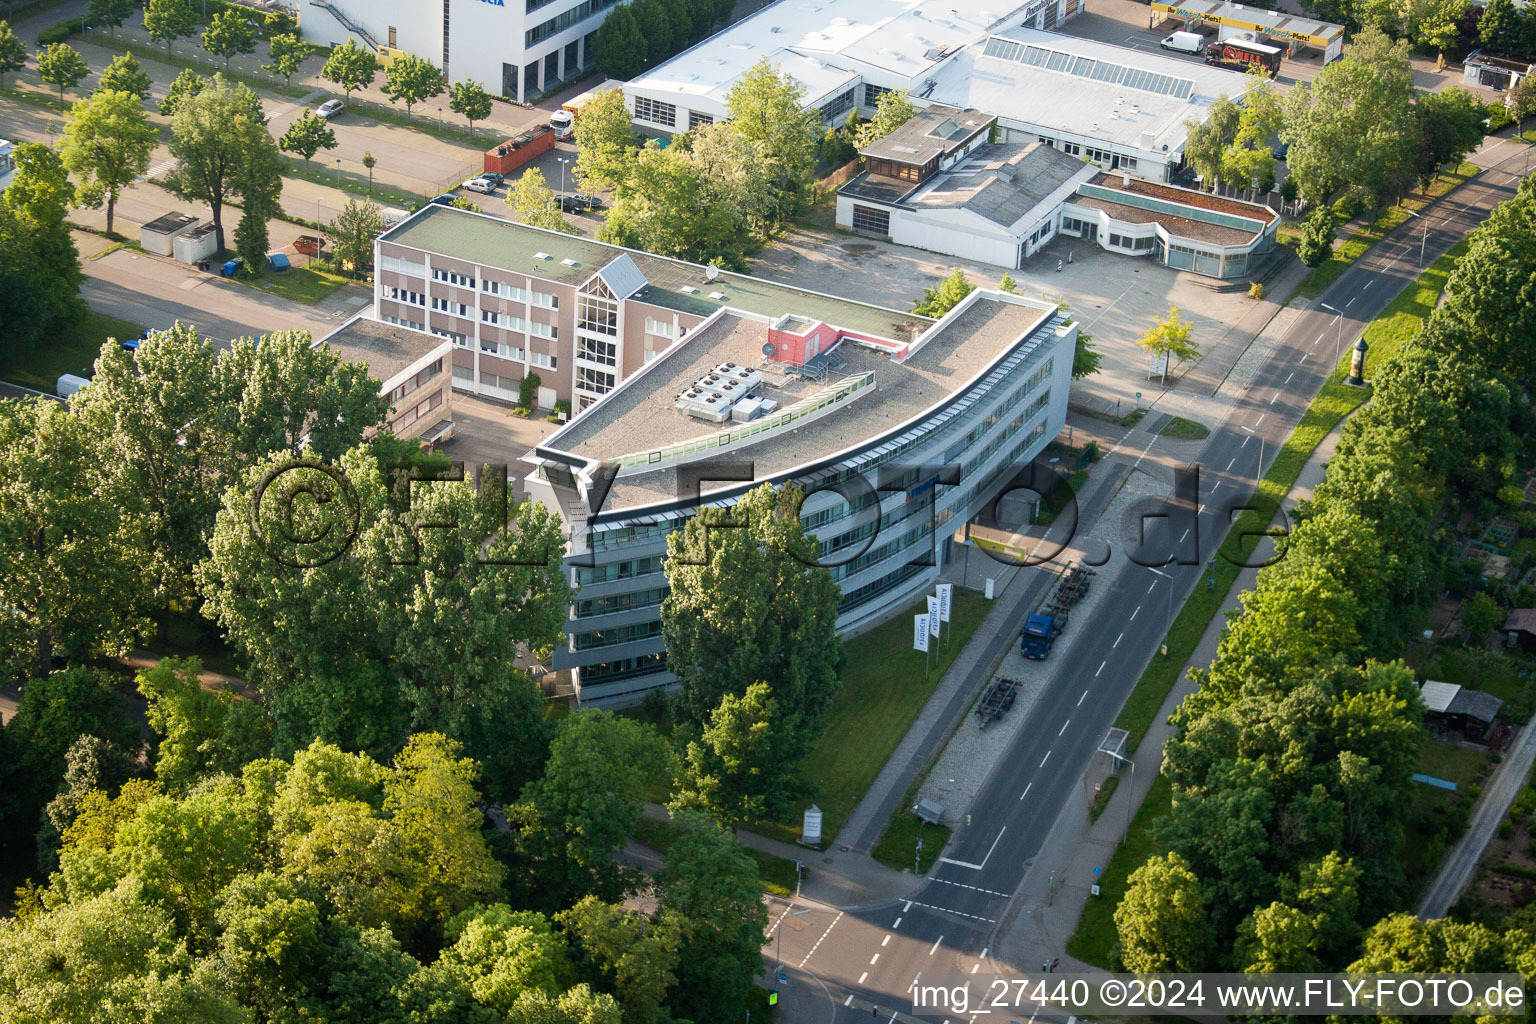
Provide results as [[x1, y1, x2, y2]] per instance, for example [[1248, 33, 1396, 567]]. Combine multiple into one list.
[[479, 370, 521, 391], [577, 292, 618, 335], [529, 350, 558, 370], [688, 110, 713, 130], [819, 87, 856, 123], [413, 359, 443, 389], [481, 309, 528, 332], [576, 366, 615, 393], [1061, 141, 1081, 156], [863, 83, 889, 108], [644, 317, 676, 338], [481, 337, 525, 360], [851, 204, 891, 235], [531, 290, 559, 309], [482, 279, 529, 301], [383, 286, 425, 306], [1085, 146, 1111, 165], [432, 327, 469, 347], [1120, 156, 1138, 171], [644, 349, 659, 363], [526, 0, 625, 44], [577, 337, 618, 366], [529, 321, 557, 340], [381, 314, 425, 331], [431, 268, 476, 287], [453, 364, 474, 381], [633, 96, 677, 127], [431, 296, 471, 317]]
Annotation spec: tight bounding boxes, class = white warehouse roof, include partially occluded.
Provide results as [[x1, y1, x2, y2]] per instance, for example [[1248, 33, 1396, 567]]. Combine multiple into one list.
[[625, 0, 1044, 116], [927, 28, 1256, 157]]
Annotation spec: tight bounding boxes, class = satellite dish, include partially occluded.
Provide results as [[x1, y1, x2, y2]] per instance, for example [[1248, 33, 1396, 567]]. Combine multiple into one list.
[[762, 341, 776, 357], [706, 265, 719, 281]]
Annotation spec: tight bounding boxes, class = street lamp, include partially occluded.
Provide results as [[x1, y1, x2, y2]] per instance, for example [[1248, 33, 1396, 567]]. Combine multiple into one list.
[[557, 156, 570, 197], [1146, 567, 1174, 657], [773, 906, 814, 984], [1241, 424, 1264, 481], [315, 195, 325, 226], [1402, 206, 1428, 268], [1318, 301, 1344, 368], [335, 156, 342, 183]]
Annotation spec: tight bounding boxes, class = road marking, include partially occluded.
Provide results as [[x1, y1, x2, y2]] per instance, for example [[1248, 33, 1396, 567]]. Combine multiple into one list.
[[845, 995, 854, 1006], [931, 936, 944, 955], [1313, 333, 1322, 346], [1226, 458, 1234, 471], [1198, 503, 1206, 514], [1270, 393, 1279, 404], [1059, 718, 1070, 735], [1040, 751, 1051, 767], [1241, 435, 1249, 448], [1345, 296, 1355, 308], [904, 899, 997, 923], [1180, 528, 1189, 543], [892, 917, 902, 929], [1363, 279, 1373, 290], [1256, 413, 1265, 425], [1096, 661, 1106, 676], [972, 963, 981, 973], [798, 910, 843, 967], [1300, 353, 1307, 363], [1019, 781, 1032, 801], [859, 972, 868, 984], [1113, 632, 1123, 648], [870, 953, 880, 965], [1078, 689, 1088, 706], [904, 901, 912, 912], [981, 947, 989, 958], [932, 877, 1010, 897], [882, 935, 891, 947], [1285, 372, 1294, 385], [981, 827, 1007, 867], [1147, 581, 1155, 594], [1212, 480, 1221, 491], [1129, 605, 1139, 620]]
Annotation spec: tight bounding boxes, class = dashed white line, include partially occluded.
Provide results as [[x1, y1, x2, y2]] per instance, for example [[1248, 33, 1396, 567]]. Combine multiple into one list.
[[892, 917, 902, 929], [1180, 528, 1189, 543], [931, 936, 945, 956], [1226, 458, 1234, 471], [1345, 296, 1355, 308], [1019, 781, 1032, 801], [972, 964, 981, 973], [1285, 372, 1294, 385], [1212, 480, 1222, 491], [1256, 414, 1265, 425], [1300, 353, 1307, 363], [1078, 689, 1088, 706], [1113, 632, 1123, 647], [932, 877, 1010, 897], [906, 899, 997, 923], [1270, 393, 1279, 404], [1313, 333, 1323, 346], [1040, 751, 1051, 768], [798, 910, 843, 967], [1096, 661, 1106, 676], [1059, 718, 1070, 736], [870, 953, 880, 965], [904, 901, 913, 912], [1146, 582, 1155, 594], [859, 971, 869, 984], [1241, 435, 1249, 448], [845, 994, 854, 1006], [1363, 279, 1374, 290], [881, 935, 891, 947], [1129, 605, 1139, 621]]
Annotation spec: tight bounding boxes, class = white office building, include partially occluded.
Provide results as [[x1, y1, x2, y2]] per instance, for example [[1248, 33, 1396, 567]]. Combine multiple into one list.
[[297, 0, 608, 101], [622, 0, 1085, 133]]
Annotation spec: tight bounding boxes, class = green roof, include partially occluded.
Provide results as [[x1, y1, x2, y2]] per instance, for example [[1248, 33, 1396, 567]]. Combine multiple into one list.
[[381, 205, 932, 342]]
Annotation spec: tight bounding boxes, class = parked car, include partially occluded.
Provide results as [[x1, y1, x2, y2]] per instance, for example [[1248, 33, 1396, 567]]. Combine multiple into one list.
[[555, 193, 586, 212], [1160, 30, 1205, 53], [430, 192, 459, 206], [1271, 140, 1290, 161], [463, 176, 499, 194], [316, 98, 344, 119], [479, 172, 506, 186], [122, 328, 151, 352], [293, 235, 323, 256], [577, 193, 605, 210]]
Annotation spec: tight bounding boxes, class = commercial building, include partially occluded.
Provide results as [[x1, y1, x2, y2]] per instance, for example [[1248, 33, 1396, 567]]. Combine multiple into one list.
[[924, 28, 1257, 183], [1150, 0, 1345, 63], [295, 0, 604, 102], [837, 103, 1100, 267], [622, 0, 1084, 133], [1464, 50, 1536, 92], [318, 315, 456, 444], [368, 204, 1075, 705]]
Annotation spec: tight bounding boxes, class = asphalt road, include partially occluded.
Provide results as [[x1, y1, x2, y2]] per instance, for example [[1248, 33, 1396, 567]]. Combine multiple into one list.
[[771, 136, 1531, 1022]]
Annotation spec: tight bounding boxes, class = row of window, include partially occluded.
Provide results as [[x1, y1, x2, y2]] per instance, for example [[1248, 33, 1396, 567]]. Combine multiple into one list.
[[851, 204, 891, 236], [432, 267, 476, 288], [576, 337, 617, 366], [580, 652, 665, 684], [387, 358, 444, 405], [576, 553, 664, 586], [576, 366, 616, 394], [381, 314, 425, 331], [1108, 232, 1156, 252], [575, 585, 668, 618], [526, 0, 621, 45], [393, 387, 443, 431], [633, 96, 677, 127], [819, 87, 856, 123], [432, 296, 471, 317], [688, 111, 713, 130], [432, 327, 469, 347], [482, 279, 529, 300], [863, 83, 889, 108], [383, 286, 425, 306], [572, 618, 663, 651], [644, 317, 676, 339]]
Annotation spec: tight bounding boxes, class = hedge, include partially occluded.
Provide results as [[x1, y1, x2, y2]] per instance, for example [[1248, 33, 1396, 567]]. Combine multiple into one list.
[[38, 16, 88, 45]]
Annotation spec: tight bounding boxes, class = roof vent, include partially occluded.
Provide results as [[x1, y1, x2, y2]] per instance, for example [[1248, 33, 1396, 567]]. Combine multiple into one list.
[[533, 251, 551, 260], [561, 258, 578, 266], [681, 284, 698, 293], [709, 291, 726, 300]]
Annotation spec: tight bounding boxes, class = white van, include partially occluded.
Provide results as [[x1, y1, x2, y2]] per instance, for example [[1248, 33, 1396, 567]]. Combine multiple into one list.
[[549, 109, 573, 132], [56, 373, 90, 398], [1160, 30, 1206, 54]]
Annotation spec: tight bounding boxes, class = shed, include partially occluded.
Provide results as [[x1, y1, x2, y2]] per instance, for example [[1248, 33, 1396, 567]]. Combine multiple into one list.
[[140, 212, 199, 256], [913, 799, 945, 824], [173, 222, 219, 265], [1421, 680, 1503, 740], [1503, 608, 1536, 651]]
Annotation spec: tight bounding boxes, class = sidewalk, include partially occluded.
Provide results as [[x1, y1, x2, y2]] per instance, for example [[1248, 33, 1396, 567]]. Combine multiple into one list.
[[988, 413, 1346, 975]]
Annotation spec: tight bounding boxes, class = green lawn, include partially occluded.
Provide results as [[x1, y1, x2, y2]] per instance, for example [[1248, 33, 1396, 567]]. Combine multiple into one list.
[[0, 310, 143, 393], [1065, 772, 1171, 968], [1111, 242, 1467, 753], [1404, 740, 1496, 894], [1089, 773, 1120, 823], [241, 264, 355, 305], [1158, 416, 1210, 440], [1289, 163, 1477, 301], [871, 812, 951, 873]]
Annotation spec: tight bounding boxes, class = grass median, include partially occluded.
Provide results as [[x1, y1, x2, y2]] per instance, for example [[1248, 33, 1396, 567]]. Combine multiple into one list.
[[1111, 240, 1467, 754], [0, 310, 144, 393], [1064, 773, 1171, 968]]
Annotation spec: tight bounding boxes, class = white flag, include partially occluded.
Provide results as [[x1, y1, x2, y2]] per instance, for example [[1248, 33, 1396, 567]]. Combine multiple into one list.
[[937, 583, 953, 623], [913, 614, 929, 652], [927, 596, 941, 636]]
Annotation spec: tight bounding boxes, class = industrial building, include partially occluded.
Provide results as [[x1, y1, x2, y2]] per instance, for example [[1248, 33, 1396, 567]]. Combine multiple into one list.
[[294, 0, 604, 102], [1150, 0, 1345, 63], [368, 204, 1075, 705], [622, 0, 1085, 132]]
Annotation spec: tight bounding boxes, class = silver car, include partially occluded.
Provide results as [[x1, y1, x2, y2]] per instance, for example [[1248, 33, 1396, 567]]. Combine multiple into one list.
[[463, 177, 498, 194], [316, 98, 344, 119]]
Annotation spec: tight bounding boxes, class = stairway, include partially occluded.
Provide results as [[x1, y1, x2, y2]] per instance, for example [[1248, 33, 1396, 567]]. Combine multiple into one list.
[[309, 0, 380, 51]]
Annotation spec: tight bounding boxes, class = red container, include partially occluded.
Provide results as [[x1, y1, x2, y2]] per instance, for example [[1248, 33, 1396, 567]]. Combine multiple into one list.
[[484, 125, 557, 176]]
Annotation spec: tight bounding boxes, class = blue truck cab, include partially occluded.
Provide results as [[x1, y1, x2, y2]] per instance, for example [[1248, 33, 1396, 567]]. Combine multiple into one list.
[[1020, 612, 1060, 660]]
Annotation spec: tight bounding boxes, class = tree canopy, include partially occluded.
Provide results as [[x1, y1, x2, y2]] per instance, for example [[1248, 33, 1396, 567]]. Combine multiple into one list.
[[60, 88, 158, 236], [164, 75, 281, 253], [321, 38, 379, 99]]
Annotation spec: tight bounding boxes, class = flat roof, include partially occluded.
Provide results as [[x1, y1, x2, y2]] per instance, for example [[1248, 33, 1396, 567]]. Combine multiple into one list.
[[318, 315, 448, 384], [142, 211, 198, 235], [1089, 171, 1278, 226], [929, 28, 1254, 155], [906, 141, 1090, 227], [381, 205, 931, 343], [541, 293, 1063, 510], [1071, 194, 1257, 245], [1150, 0, 1344, 44], [624, 0, 1040, 112], [860, 103, 993, 164]]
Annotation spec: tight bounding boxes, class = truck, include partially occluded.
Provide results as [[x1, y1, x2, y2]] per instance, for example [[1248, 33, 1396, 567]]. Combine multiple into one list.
[[1204, 37, 1283, 77], [1160, 30, 1206, 54], [1020, 613, 1061, 660]]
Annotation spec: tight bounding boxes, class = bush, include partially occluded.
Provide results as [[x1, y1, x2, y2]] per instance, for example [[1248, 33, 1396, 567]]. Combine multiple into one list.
[[38, 16, 88, 44], [1331, 192, 1362, 221], [1500, 820, 1516, 839], [518, 371, 540, 411], [1248, 281, 1264, 300], [1485, 102, 1514, 133], [1494, 862, 1536, 880], [1528, 838, 1536, 859], [1499, 484, 1526, 507]]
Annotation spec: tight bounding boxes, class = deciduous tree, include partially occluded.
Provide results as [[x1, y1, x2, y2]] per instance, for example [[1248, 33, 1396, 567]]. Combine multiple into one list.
[[0, 21, 27, 89], [673, 682, 797, 823], [201, 8, 255, 69], [1183, 94, 1240, 191], [36, 41, 88, 105], [381, 52, 445, 121], [86, 0, 137, 38], [1296, 206, 1337, 267], [912, 266, 975, 317], [263, 32, 317, 87], [854, 88, 918, 147], [506, 167, 577, 234], [144, 0, 197, 55], [1479, 0, 1522, 50], [321, 38, 378, 101], [450, 78, 492, 134], [164, 74, 277, 253], [327, 197, 384, 274], [1115, 852, 1211, 971], [96, 51, 151, 99], [724, 57, 819, 207], [279, 108, 337, 171], [159, 66, 205, 115], [557, 897, 684, 1024], [573, 88, 638, 191], [1137, 305, 1200, 383], [60, 88, 158, 236], [138, 656, 271, 792], [593, 5, 645, 81]]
